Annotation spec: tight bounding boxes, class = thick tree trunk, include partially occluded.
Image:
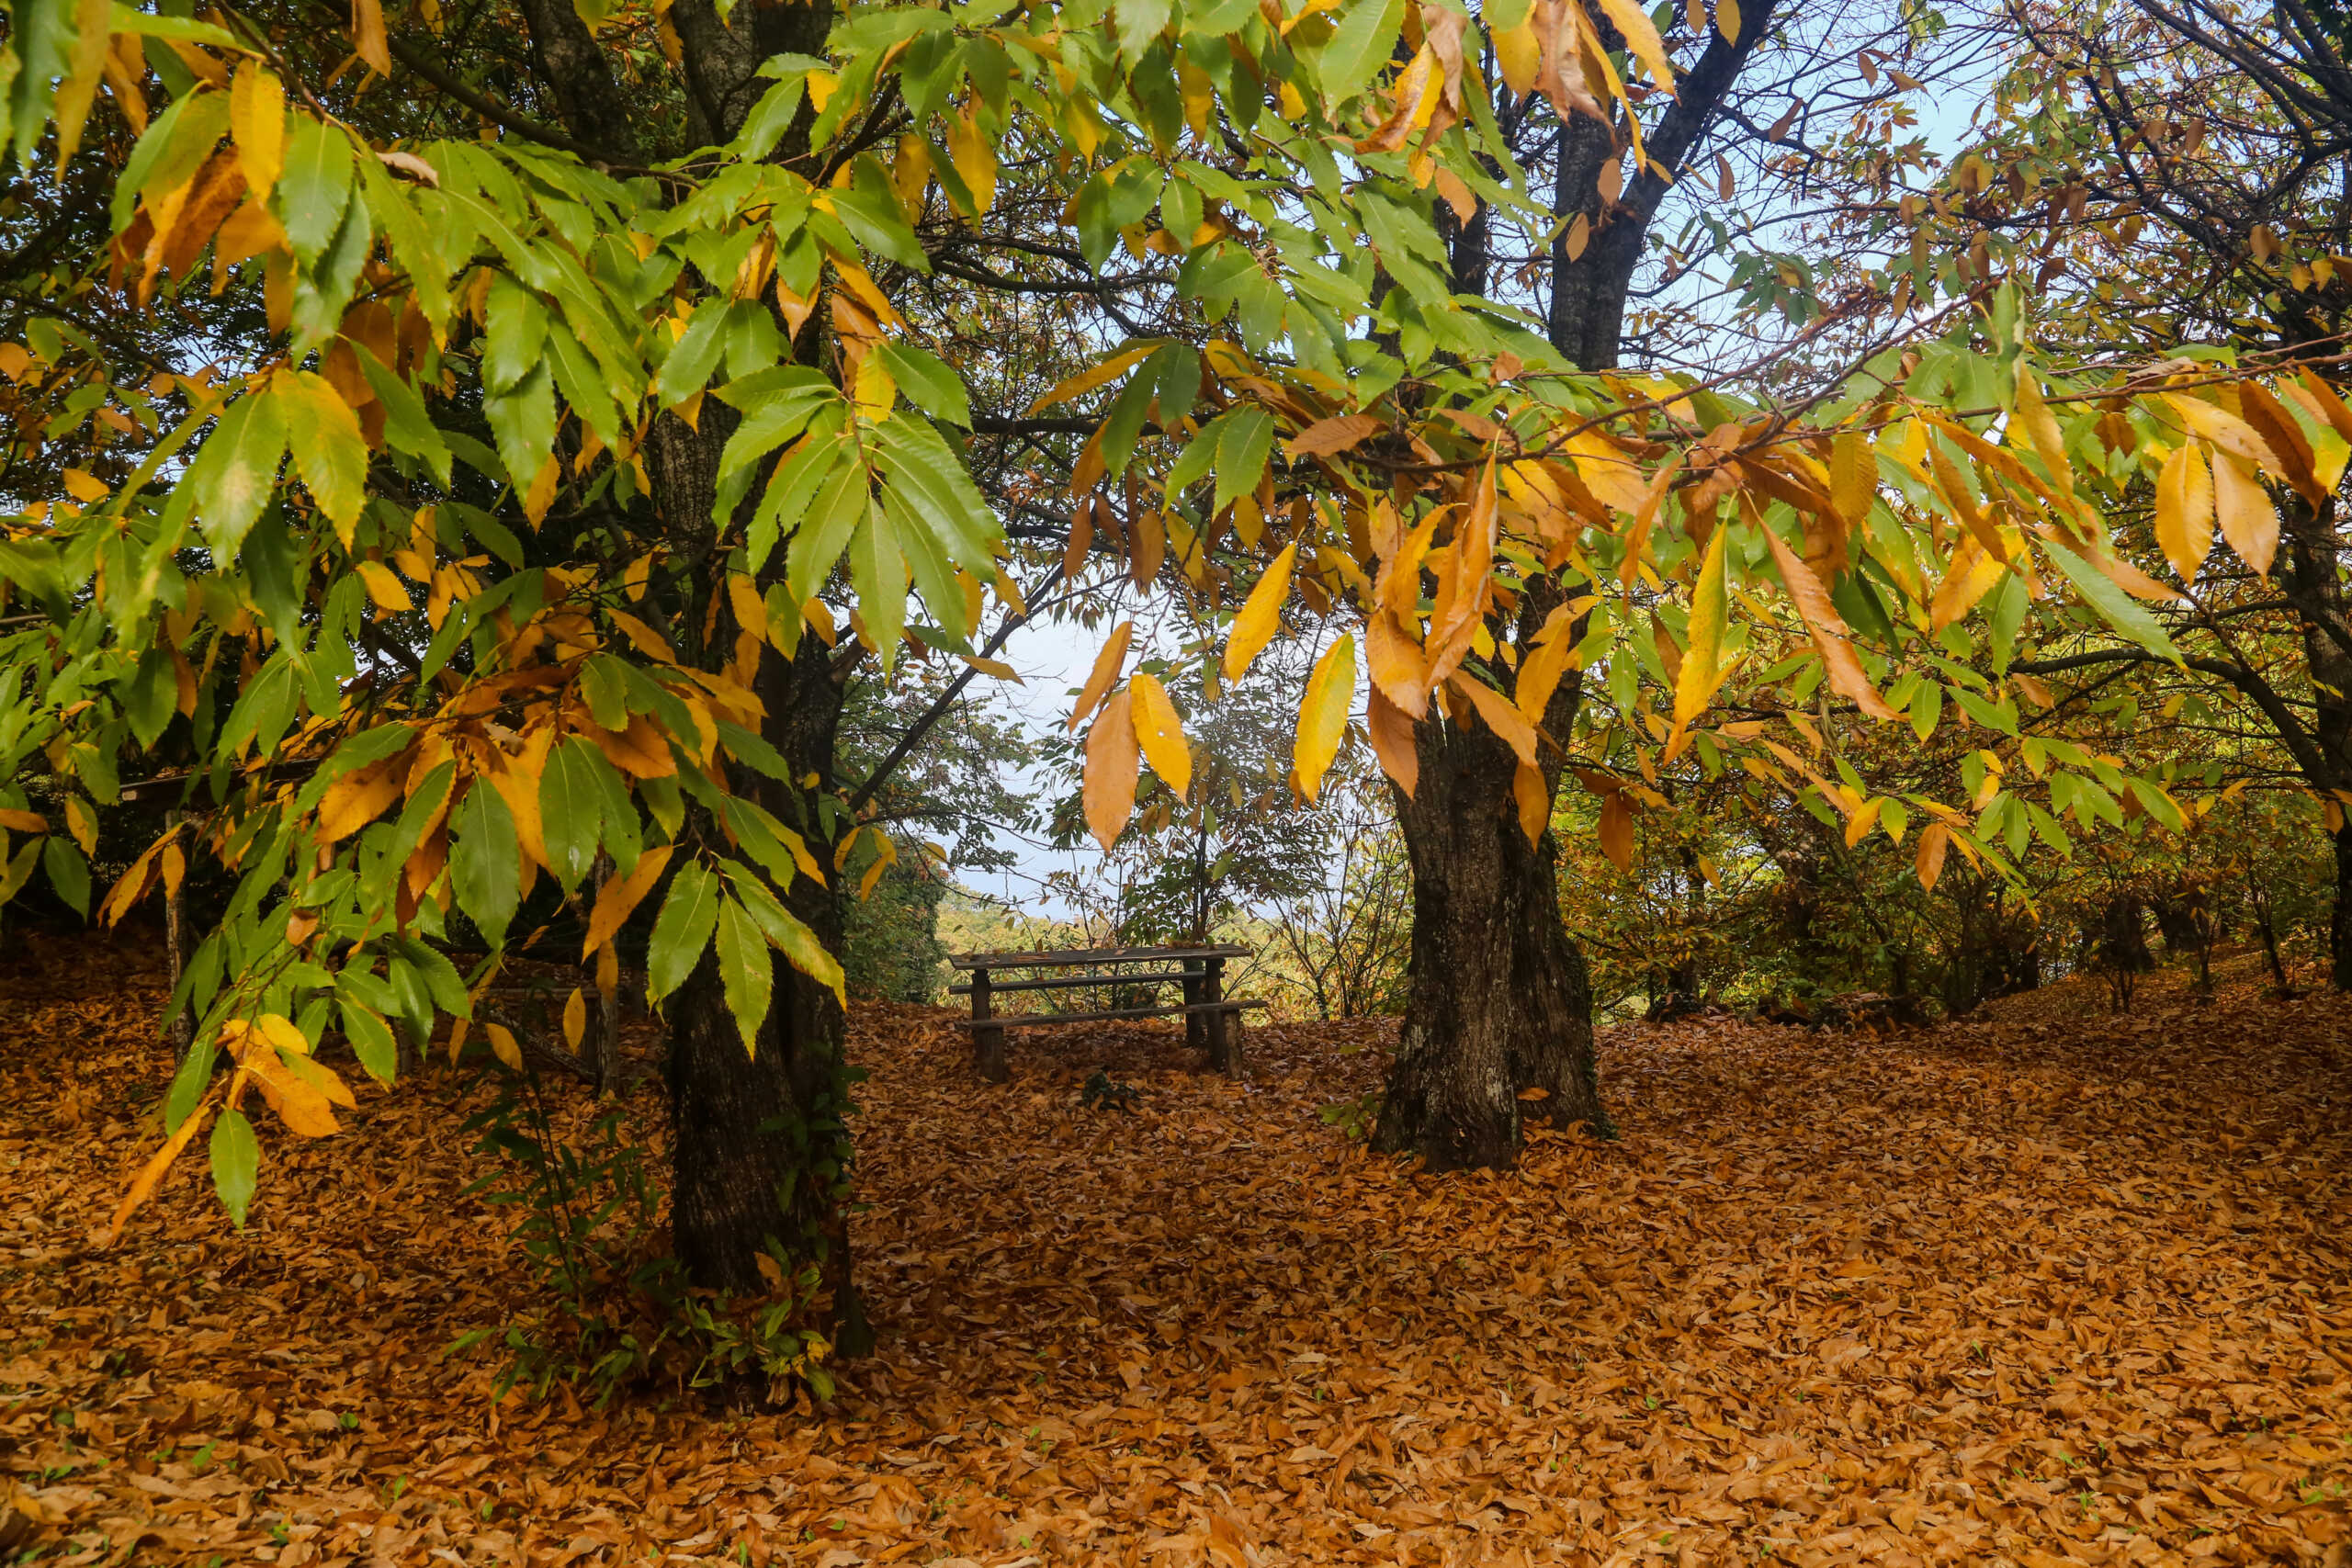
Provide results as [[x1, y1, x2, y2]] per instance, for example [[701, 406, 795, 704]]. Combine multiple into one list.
[[1373, 711, 1603, 1168], [1374, 578, 1606, 1166], [2332, 825, 2352, 991], [666, 637, 870, 1345]]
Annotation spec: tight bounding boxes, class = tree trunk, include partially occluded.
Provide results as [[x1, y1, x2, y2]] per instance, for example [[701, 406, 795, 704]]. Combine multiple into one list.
[[666, 637, 869, 1347], [503, 0, 865, 1339], [1374, 616, 1607, 1168], [2333, 824, 2352, 990]]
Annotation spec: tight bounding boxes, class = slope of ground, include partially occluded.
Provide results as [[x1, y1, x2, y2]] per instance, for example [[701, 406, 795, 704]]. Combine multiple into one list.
[[3, 934, 2349, 1567]]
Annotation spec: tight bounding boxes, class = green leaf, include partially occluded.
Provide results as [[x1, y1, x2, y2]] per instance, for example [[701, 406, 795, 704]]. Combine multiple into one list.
[[277, 371, 368, 535], [188, 391, 287, 562], [1114, 0, 1173, 59], [538, 737, 606, 891], [1213, 406, 1276, 518], [829, 157, 931, 273], [274, 116, 356, 265], [342, 1001, 399, 1086], [787, 455, 869, 606], [647, 861, 720, 1002], [210, 1109, 258, 1229], [450, 784, 520, 946], [481, 276, 547, 397], [715, 897, 774, 1053], [355, 347, 452, 487], [41, 836, 88, 919], [874, 342, 970, 427], [849, 493, 906, 671], [718, 369, 839, 475], [2041, 540, 2183, 664], [1314, 0, 1407, 99], [656, 297, 733, 408], [123, 644, 177, 750], [482, 362, 557, 498]]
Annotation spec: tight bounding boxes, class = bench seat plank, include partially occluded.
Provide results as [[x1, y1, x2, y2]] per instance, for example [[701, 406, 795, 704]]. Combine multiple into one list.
[[947, 968, 1194, 996], [948, 942, 1249, 970], [953, 999, 1265, 1030]]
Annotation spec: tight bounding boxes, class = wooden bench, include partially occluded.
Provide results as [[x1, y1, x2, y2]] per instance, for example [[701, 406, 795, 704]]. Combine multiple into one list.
[[947, 944, 1263, 1082]]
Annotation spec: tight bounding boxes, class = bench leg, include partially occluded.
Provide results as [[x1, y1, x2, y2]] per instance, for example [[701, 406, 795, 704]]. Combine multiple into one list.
[[1205, 958, 1238, 1076], [972, 969, 1009, 1083], [1183, 960, 1204, 1057]]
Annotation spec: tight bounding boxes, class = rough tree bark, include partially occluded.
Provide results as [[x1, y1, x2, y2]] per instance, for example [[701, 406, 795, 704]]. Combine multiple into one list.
[[1374, 586, 1609, 1166], [1372, 0, 1772, 1165]]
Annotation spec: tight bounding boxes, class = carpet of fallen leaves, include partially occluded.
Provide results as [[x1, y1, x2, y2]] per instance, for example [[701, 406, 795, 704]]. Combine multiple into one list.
[[6, 932, 2352, 1568]]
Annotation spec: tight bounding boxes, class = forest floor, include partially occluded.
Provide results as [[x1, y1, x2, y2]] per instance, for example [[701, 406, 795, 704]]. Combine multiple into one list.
[[5, 936, 2352, 1568]]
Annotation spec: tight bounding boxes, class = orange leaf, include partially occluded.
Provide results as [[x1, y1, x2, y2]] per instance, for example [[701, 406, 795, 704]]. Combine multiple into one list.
[[101, 1088, 216, 1247], [1083, 689, 1140, 852], [582, 843, 674, 960], [1285, 413, 1382, 458], [1758, 525, 1896, 719], [1366, 684, 1419, 798], [1446, 672, 1538, 767], [1599, 789, 1634, 871], [1069, 619, 1134, 732]]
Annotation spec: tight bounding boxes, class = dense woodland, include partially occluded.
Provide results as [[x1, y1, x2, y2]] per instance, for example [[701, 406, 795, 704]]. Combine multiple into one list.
[[6, 0, 2352, 1557]]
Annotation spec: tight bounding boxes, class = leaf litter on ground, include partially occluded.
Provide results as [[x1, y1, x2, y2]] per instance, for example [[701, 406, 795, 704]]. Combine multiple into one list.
[[3, 931, 2349, 1566]]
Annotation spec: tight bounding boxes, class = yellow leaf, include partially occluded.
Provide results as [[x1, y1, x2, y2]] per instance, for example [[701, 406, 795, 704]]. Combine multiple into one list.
[[948, 103, 997, 215], [2154, 440, 2213, 583], [727, 573, 766, 647], [229, 62, 287, 206], [2012, 359, 2074, 496], [63, 795, 96, 856], [1294, 633, 1355, 804], [606, 609, 677, 662], [1128, 672, 1193, 801], [563, 987, 587, 1049], [1714, 0, 1742, 40], [0, 809, 46, 833], [1493, 19, 1541, 96], [2165, 392, 2282, 474], [243, 1045, 340, 1136], [355, 559, 412, 613], [1224, 543, 1296, 682], [582, 844, 673, 959], [350, 0, 390, 73], [959, 654, 1020, 681], [1366, 684, 1419, 798], [317, 746, 413, 844], [1082, 688, 1140, 852], [1844, 796, 1884, 849], [1930, 536, 2006, 632], [1028, 344, 1156, 415], [2212, 449, 2278, 577], [1512, 761, 1548, 847], [1595, 0, 1678, 91], [1069, 618, 1134, 731], [1668, 524, 1729, 751], [487, 1022, 523, 1070], [1514, 604, 1578, 728]]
